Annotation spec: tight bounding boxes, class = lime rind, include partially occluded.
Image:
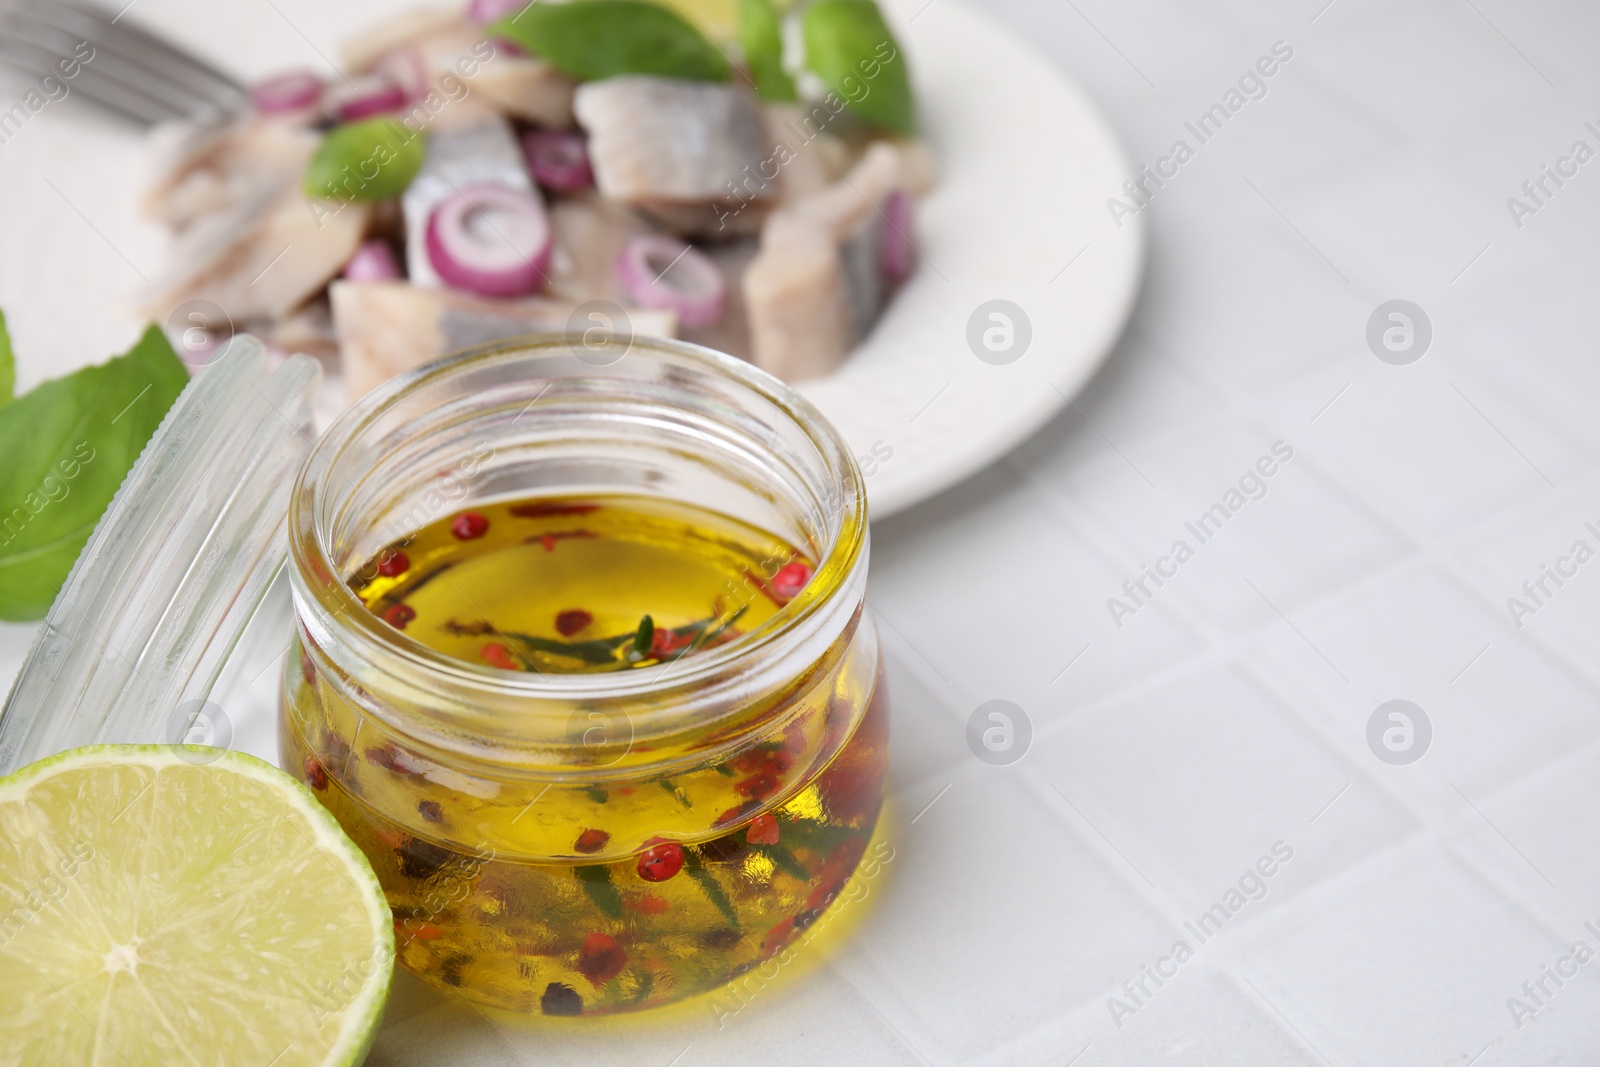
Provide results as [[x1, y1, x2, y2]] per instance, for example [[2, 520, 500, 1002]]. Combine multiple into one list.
[[0, 746, 394, 1067]]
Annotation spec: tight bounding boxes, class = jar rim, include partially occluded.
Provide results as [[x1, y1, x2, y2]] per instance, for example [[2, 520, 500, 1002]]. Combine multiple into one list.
[[289, 333, 868, 713]]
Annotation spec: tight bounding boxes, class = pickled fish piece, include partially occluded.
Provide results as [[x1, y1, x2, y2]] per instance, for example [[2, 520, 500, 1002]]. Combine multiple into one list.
[[679, 237, 758, 361], [744, 143, 909, 381], [346, 7, 569, 129], [341, 5, 464, 73], [743, 217, 851, 381], [143, 184, 371, 324], [574, 76, 773, 237], [143, 118, 320, 230], [761, 102, 852, 205], [544, 194, 655, 304], [473, 55, 578, 128], [264, 296, 339, 363], [332, 280, 677, 400]]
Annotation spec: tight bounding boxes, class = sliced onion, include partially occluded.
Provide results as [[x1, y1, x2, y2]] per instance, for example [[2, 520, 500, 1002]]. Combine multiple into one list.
[[617, 235, 726, 327], [343, 240, 402, 281], [523, 129, 592, 191], [467, 0, 530, 24], [881, 189, 915, 283], [426, 182, 552, 297], [249, 69, 324, 115], [335, 76, 408, 121]]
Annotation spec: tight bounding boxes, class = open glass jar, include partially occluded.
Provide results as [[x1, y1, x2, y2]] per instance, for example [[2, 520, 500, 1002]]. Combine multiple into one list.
[[279, 335, 886, 1014]]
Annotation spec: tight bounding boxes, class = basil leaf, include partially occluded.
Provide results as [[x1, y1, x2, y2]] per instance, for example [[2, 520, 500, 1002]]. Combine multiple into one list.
[[492, 1, 730, 82], [0, 310, 13, 405], [802, 0, 914, 133], [303, 118, 426, 202], [740, 0, 797, 101], [0, 325, 188, 621]]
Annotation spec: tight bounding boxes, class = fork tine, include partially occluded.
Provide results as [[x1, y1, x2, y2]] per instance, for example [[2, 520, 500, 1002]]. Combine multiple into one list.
[[0, 0, 249, 125], [33, 1, 245, 105], [0, 36, 180, 123], [1, 18, 205, 121]]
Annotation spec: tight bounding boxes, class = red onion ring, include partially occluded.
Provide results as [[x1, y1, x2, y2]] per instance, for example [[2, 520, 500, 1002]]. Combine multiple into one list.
[[343, 240, 403, 281], [881, 189, 915, 284], [467, 0, 530, 24], [522, 129, 592, 191], [616, 235, 726, 328], [335, 76, 409, 121], [426, 182, 552, 297], [249, 69, 324, 115]]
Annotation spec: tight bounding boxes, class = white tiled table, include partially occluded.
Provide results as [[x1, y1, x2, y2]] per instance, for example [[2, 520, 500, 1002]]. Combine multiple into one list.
[[848, 2, 1600, 1064], [7, 0, 1600, 1063]]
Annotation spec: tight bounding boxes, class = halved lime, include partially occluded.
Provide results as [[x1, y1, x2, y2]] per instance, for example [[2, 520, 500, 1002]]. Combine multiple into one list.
[[0, 746, 393, 1066]]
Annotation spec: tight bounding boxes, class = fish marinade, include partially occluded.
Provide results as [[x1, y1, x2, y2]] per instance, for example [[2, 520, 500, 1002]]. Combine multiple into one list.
[[281, 495, 887, 1014]]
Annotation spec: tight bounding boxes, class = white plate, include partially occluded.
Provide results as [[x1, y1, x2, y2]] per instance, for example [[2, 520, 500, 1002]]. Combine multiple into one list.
[[0, 0, 1141, 520]]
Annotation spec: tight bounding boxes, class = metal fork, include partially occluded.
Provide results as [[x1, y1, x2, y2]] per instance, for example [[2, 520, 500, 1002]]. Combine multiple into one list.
[[0, 0, 246, 125]]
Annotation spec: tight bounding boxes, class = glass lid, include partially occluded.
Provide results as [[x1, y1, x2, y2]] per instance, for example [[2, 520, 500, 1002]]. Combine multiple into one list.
[[0, 337, 319, 774]]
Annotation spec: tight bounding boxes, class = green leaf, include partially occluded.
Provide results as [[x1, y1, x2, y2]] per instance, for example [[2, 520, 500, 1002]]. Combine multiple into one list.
[[492, 1, 730, 82], [574, 864, 624, 919], [802, 0, 914, 133], [625, 969, 655, 1006], [0, 310, 14, 405], [505, 630, 628, 665], [656, 778, 691, 808], [632, 614, 654, 658], [304, 118, 426, 202], [740, 0, 796, 101], [777, 816, 857, 857], [0, 325, 188, 621], [751, 841, 810, 881], [684, 853, 740, 929]]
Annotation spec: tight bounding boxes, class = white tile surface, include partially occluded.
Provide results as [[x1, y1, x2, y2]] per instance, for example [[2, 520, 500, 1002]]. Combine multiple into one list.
[[832, 768, 1176, 1063], [1232, 845, 1569, 1067], [1030, 665, 1417, 910], [8, 0, 1600, 1064]]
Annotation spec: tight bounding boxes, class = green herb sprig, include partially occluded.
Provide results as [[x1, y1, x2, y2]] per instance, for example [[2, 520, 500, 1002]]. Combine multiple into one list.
[[494, 605, 748, 673]]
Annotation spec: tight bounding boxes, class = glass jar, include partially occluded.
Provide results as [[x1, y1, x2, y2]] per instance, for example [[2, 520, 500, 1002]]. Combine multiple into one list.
[[278, 335, 887, 1015]]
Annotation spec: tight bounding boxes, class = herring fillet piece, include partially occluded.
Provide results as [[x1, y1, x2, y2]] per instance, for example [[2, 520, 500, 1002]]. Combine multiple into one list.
[[402, 115, 540, 288], [472, 55, 578, 128], [332, 280, 677, 401], [744, 142, 912, 381], [266, 296, 339, 362], [680, 237, 759, 361], [142, 182, 370, 324], [575, 76, 774, 237], [343, 9, 573, 130], [143, 118, 320, 230], [341, 6, 464, 72], [545, 194, 656, 305]]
